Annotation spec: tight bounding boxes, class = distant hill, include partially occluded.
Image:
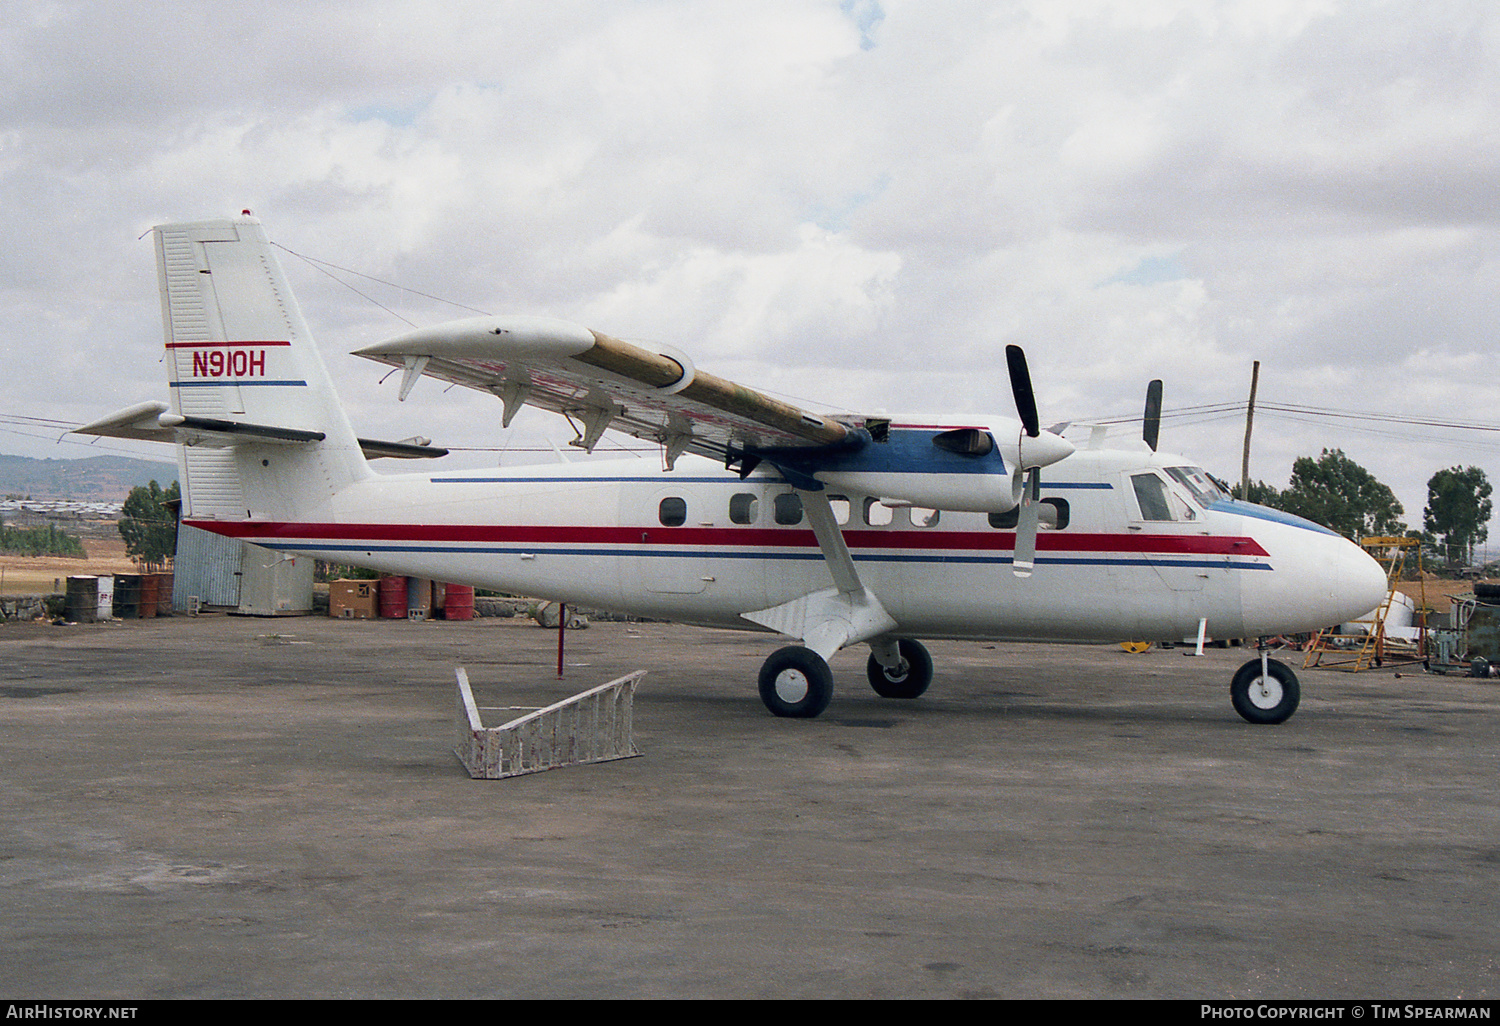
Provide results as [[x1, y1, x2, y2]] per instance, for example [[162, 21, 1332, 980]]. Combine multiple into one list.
[[0, 454, 178, 502]]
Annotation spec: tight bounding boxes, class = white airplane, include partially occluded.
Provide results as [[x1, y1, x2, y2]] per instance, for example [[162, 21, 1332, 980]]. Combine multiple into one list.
[[78, 215, 1388, 724]]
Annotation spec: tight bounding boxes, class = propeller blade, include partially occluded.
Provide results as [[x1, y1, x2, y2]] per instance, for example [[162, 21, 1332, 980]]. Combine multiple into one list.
[[1005, 345, 1040, 438], [1143, 379, 1163, 452], [1013, 467, 1040, 578]]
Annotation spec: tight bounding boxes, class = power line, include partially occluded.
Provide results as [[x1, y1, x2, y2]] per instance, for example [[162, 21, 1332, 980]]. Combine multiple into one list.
[[1258, 402, 1500, 434], [1089, 400, 1500, 436]]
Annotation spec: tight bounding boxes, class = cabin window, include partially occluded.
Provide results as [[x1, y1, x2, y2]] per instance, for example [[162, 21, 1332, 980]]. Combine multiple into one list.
[[988, 498, 1070, 530], [1130, 474, 1174, 522], [774, 492, 804, 525], [729, 493, 759, 525], [863, 497, 894, 526], [829, 495, 851, 526], [659, 497, 687, 527], [911, 507, 941, 528]]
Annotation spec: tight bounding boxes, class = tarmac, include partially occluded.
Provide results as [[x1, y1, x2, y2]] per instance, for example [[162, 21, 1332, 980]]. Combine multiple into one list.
[[1, 612, 1497, 1000]]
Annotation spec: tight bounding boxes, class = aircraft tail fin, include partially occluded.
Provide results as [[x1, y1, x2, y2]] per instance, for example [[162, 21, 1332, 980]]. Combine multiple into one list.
[[107, 216, 371, 521]]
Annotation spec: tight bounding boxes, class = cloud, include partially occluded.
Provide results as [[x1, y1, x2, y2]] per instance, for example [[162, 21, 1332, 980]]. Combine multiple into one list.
[[5, 0, 1500, 543]]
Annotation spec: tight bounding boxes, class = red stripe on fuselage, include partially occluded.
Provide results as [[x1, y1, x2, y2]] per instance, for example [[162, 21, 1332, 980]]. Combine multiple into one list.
[[165, 340, 293, 348], [185, 520, 1270, 557]]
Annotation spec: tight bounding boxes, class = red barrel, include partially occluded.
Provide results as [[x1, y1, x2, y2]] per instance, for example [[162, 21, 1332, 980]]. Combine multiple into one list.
[[378, 575, 407, 618], [156, 572, 174, 616], [138, 574, 160, 619], [443, 584, 475, 621]]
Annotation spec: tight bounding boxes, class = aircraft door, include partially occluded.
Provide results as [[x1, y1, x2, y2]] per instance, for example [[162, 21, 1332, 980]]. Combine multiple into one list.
[[1124, 471, 1208, 594], [629, 491, 710, 595]]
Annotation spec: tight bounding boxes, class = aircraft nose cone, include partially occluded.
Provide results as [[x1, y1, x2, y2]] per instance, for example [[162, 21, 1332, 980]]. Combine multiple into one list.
[[1339, 539, 1391, 622], [1239, 518, 1392, 636], [1019, 429, 1075, 470], [1299, 535, 1390, 630]]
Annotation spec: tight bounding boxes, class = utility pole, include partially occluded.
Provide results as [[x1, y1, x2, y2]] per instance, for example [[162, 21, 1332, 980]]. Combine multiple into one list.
[[1241, 360, 1260, 501]]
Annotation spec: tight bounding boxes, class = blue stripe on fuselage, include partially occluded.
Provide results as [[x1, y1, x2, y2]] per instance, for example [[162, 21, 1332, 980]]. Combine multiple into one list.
[[1209, 499, 1340, 536]]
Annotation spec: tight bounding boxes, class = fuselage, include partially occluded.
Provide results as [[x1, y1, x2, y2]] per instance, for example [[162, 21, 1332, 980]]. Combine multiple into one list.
[[188, 442, 1389, 645]]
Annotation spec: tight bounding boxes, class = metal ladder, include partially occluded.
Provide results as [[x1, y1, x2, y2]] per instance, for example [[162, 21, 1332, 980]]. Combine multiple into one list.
[[1303, 537, 1425, 671], [454, 667, 645, 779]]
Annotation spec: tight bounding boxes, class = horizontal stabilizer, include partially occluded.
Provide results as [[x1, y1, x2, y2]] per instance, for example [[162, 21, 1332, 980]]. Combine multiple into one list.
[[73, 401, 177, 443], [75, 401, 324, 447], [356, 436, 449, 460], [76, 401, 445, 460]]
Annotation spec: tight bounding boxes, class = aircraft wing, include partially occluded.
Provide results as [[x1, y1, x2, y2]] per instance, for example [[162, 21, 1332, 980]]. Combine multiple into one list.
[[353, 316, 855, 467]]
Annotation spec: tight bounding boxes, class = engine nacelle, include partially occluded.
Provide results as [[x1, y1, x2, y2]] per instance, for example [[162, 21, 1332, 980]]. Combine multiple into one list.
[[814, 469, 1026, 514], [757, 420, 1074, 513]]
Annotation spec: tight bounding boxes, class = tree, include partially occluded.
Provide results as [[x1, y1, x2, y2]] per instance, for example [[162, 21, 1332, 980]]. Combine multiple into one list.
[[0, 515, 87, 558], [1278, 448, 1405, 540], [1423, 466, 1492, 567], [1231, 479, 1282, 506], [119, 480, 180, 568]]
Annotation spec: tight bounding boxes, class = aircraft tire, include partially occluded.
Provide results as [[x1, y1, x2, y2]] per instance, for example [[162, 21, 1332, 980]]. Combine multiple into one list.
[[866, 638, 934, 699], [758, 646, 834, 718], [1230, 657, 1300, 724]]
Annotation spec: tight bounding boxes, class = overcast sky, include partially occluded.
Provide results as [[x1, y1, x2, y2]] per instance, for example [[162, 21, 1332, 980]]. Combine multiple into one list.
[[4, 0, 1499, 548]]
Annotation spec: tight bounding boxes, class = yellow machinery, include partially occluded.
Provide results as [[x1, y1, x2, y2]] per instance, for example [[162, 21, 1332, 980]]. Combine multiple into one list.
[[1303, 537, 1426, 671]]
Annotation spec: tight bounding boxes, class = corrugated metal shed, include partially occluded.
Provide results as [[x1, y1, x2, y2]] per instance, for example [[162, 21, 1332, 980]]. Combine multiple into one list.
[[171, 524, 314, 615], [171, 522, 245, 610]]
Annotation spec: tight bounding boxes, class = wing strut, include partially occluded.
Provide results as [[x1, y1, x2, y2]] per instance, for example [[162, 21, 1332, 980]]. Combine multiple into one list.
[[740, 489, 897, 661], [800, 489, 862, 595]]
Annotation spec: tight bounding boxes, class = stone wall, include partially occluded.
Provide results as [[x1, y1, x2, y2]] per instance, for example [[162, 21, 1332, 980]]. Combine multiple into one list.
[[1, 594, 55, 622]]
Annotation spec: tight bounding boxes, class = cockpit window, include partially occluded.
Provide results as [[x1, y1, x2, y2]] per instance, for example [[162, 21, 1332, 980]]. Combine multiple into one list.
[[1165, 466, 1229, 508], [1131, 474, 1174, 521], [1132, 471, 1200, 522]]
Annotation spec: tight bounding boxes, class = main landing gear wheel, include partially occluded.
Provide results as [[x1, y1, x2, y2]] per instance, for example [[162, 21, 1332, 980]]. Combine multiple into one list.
[[1230, 657, 1301, 725], [866, 638, 934, 699], [758, 646, 834, 718]]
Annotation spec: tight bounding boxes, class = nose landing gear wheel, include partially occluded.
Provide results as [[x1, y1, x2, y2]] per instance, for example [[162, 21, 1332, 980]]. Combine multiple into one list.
[[1230, 657, 1301, 724], [758, 646, 834, 718]]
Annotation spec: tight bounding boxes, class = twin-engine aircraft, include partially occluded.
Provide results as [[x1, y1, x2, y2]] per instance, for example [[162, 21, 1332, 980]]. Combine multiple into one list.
[[78, 215, 1388, 724]]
